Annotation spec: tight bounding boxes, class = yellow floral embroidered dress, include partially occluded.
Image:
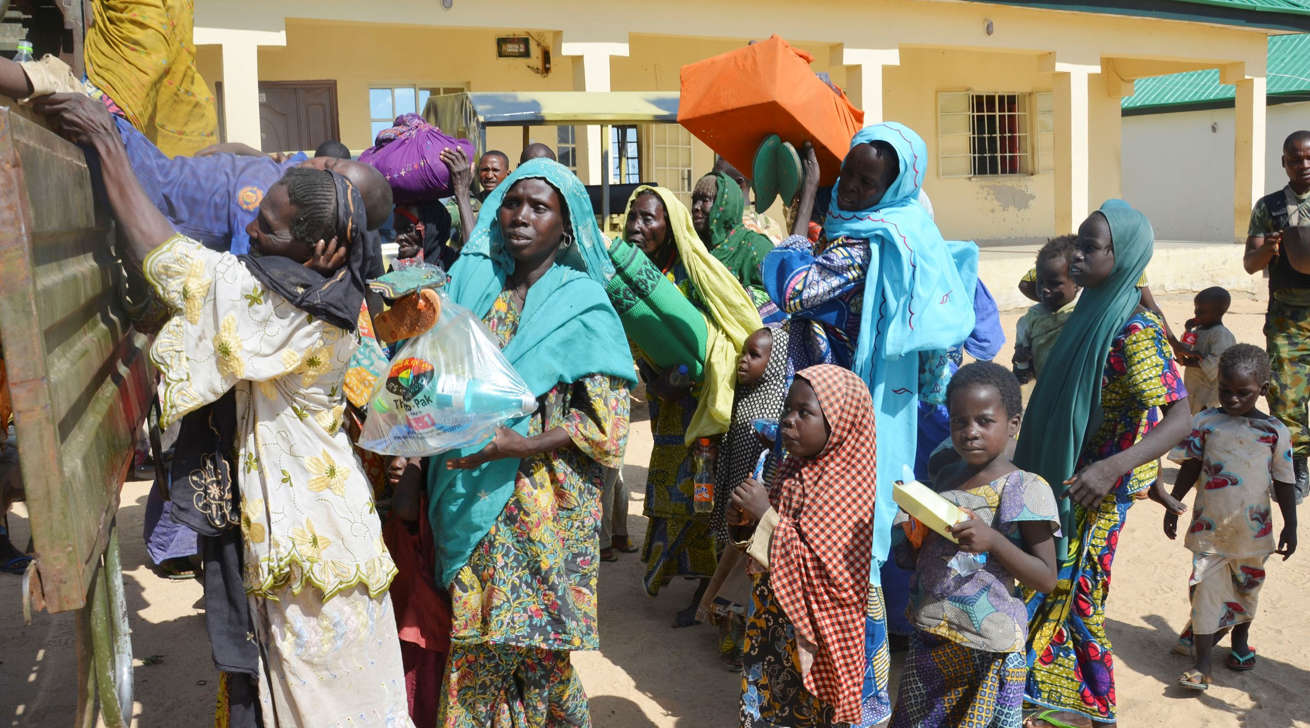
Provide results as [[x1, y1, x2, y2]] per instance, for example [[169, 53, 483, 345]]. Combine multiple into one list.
[[145, 235, 411, 727]]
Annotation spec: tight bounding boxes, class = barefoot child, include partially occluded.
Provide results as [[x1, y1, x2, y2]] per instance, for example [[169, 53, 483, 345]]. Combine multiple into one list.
[[1163, 344, 1298, 691], [1012, 236, 1080, 384], [1176, 287, 1237, 414], [731, 365, 877, 726], [889, 362, 1059, 728]]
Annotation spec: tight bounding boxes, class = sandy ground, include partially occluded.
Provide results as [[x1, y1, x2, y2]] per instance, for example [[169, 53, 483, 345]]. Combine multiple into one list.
[[2, 291, 1309, 727]]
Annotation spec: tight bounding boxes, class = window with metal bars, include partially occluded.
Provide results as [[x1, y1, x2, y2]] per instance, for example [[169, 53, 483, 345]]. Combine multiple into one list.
[[651, 124, 694, 206], [368, 84, 465, 142], [557, 126, 577, 173], [938, 91, 1033, 177], [609, 125, 641, 184]]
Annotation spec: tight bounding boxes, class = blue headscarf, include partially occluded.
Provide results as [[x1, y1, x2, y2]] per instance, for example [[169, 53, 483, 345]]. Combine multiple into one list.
[[426, 159, 636, 587], [827, 122, 978, 578]]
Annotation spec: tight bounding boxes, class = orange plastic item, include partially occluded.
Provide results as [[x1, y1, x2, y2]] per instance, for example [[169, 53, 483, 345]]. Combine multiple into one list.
[[679, 35, 865, 185], [901, 517, 927, 550], [373, 289, 442, 344]]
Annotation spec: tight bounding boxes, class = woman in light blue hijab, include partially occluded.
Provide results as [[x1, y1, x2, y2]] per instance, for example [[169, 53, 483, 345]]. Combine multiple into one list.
[[425, 159, 636, 724], [763, 123, 978, 725]]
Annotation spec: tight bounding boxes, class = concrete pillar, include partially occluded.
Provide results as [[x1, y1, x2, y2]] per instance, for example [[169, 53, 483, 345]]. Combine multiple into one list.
[[561, 39, 630, 184], [1053, 64, 1093, 234], [194, 28, 287, 149], [841, 48, 899, 126], [1233, 76, 1267, 242]]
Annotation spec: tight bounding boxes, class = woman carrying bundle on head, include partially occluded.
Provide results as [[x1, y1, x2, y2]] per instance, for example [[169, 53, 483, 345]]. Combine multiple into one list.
[[763, 122, 979, 726]]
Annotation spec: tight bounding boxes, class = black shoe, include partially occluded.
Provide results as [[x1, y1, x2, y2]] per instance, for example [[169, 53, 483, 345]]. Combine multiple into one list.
[[1295, 456, 1308, 501]]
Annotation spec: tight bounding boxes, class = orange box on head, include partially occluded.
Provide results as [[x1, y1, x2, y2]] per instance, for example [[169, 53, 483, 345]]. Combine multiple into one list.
[[678, 35, 865, 187]]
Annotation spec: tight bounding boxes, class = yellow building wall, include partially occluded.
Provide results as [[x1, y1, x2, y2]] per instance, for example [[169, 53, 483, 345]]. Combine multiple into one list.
[[1087, 73, 1124, 218], [882, 47, 1122, 242], [194, 20, 576, 152], [190, 7, 1265, 240]]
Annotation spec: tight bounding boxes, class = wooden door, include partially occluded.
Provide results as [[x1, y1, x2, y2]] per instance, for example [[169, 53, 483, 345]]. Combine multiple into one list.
[[258, 80, 340, 153]]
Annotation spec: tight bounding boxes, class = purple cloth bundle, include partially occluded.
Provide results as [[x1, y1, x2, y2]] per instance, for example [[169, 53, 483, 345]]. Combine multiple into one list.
[[359, 113, 475, 203]]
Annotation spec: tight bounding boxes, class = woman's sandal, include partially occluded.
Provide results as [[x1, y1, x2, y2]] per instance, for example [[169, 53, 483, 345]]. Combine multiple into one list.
[[1171, 635, 1194, 657], [1023, 708, 1093, 728], [1178, 668, 1212, 691], [1226, 648, 1257, 671], [599, 548, 619, 562], [611, 536, 639, 554]]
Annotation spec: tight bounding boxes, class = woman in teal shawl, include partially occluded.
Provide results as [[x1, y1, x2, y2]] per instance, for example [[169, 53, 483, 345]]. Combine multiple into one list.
[[763, 123, 978, 726], [692, 171, 775, 305], [426, 159, 636, 725], [1016, 201, 1190, 727]]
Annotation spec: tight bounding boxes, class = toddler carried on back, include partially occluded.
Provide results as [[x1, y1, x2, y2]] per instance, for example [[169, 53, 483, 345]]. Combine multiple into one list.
[[1012, 236, 1080, 385]]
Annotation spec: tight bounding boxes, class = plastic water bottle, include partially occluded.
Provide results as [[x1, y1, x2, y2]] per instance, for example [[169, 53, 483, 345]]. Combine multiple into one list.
[[730, 449, 771, 528], [372, 372, 536, 435], [751, 418, 779, 444], [667, 364, 691, 389], [692, 437, 715, 514], [415, 374, 536, 418], [13, 40, 33, 63]]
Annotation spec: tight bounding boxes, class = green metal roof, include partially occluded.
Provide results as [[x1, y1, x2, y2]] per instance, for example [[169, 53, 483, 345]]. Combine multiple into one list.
[[974, 0, 1310, 31], [1176, 0, 1310, 16], [1122, 33, 1310, 112]]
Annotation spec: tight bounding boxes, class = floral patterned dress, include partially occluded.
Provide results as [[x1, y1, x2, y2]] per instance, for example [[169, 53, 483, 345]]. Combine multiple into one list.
[[891, 470, 1060, 728], [144, 235, 410, 727], [640, 254, 719, 594], [767, 234, 871, 373], [441, 290, 630, 726], [1024, 310, 1186, 724]]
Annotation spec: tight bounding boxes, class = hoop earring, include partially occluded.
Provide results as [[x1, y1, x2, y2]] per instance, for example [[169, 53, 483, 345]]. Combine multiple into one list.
[[561, 231, 574, 249]]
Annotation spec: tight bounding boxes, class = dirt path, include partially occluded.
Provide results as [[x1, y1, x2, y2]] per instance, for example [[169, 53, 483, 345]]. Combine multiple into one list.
[[2, 292, 1308, 727]]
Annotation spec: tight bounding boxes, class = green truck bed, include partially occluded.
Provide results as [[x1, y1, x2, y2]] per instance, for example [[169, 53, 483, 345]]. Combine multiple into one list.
[[0, 104, 153, 614]]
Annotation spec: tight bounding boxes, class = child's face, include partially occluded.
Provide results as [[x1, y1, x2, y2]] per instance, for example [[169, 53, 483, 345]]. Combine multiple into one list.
[[1035, 256, 1078, 312], [1070, 213, 1115, 289], [1193, 299, 1226, 327], [948, 384, 1020, 469], [835, 144, 892, 212], [780, 378, 831, 458], [1218, 368, 1267, 416], [737, 329, 773, 386]]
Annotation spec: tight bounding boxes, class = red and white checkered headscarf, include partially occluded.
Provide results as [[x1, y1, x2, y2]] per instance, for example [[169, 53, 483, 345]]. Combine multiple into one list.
[[769, 364, 877, 723]]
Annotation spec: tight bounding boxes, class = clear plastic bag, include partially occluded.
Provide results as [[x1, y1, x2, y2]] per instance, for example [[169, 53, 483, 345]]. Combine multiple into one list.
[[357, 293, 537, 456]]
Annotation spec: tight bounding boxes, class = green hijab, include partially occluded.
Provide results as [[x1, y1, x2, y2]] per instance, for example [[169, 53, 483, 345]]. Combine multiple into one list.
[[702, 172, 774, 296], [1012, 200, 1154, 558]]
